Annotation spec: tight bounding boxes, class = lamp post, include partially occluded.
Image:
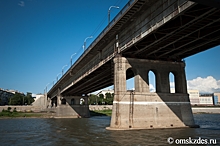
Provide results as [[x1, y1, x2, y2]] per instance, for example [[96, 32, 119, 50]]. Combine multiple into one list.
[[83, 36, 93, 51], [45, 83, 50, 108], [108, 6, 119, 24], [71, 53, 76, 66], [45, 83, 50, 93], [53, 79, 56, 85], [62, 65, 68, 75], [57, 73, 61, 81]]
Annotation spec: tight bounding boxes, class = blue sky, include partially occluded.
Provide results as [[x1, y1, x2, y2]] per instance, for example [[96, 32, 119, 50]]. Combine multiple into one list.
[[1, 0, 220, 94]]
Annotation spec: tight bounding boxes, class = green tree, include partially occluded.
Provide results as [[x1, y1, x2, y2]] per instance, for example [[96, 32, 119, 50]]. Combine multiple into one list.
[[8, 92, 34, 105], [104, 93, 114, 105], [9, 93, 24, 105], [88, 94, 99, 105], [25, 92, 34, 105], [99, 94, 104, 99], [105, 93, 112, 99]]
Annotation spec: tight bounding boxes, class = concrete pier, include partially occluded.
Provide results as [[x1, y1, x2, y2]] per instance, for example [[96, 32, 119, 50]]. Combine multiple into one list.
[[47, 95, 90, 118], [107, 56, 196, 130]]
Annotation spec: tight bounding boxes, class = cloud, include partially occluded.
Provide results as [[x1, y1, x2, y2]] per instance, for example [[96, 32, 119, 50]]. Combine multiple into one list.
[[18, 1, 25, 7], [149, 84, 155, 92], [170, 82, 175, 89], [187, 76, 220, 93]]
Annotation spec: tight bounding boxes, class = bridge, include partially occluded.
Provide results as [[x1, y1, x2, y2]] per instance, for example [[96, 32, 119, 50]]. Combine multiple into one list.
[[46, 0, 220, 130]]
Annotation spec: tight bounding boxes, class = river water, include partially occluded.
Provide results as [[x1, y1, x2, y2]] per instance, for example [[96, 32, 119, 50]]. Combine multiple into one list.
[[0, 114, 219, 146]]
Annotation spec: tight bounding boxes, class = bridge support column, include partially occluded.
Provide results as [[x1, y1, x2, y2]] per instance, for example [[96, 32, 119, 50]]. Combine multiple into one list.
[[107, 57, 197, 130], [54, 95, 90, 118], [57, 88, 61, 107]]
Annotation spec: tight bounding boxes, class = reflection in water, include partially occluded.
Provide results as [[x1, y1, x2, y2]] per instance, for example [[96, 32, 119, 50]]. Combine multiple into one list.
[[0, 114, 219, 146]]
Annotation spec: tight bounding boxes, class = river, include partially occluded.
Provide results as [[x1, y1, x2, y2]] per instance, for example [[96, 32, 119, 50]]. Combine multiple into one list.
[[0, 114, 219, 146]]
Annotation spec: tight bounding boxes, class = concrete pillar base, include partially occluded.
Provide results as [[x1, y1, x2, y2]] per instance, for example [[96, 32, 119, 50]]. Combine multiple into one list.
[[53, 104, 90, 118], [108, 57, 196, 130], [108, 92, 197, 130], [52, 96, 90, 118]]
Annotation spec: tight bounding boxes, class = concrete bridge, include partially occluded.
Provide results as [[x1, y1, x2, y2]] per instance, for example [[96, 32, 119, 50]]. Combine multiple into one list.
[[46, 0, 220, 130]]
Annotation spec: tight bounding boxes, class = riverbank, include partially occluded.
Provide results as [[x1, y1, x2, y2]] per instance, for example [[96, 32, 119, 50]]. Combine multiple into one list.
[[192, 107, 220, 114], [0, 110, 110, 118], [0, 111, 54, 119], [1, 105, 219, 119], [89, 105, 220, 114]]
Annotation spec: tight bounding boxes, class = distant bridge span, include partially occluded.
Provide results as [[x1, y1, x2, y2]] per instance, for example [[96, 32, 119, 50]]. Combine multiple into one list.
[[46, 0, 220, 129]]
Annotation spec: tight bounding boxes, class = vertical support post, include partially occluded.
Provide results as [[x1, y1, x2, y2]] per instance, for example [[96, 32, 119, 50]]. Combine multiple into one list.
[[175, 63, 187, 93], [57, 88, 61, 107], [135, 70, 149, 92]]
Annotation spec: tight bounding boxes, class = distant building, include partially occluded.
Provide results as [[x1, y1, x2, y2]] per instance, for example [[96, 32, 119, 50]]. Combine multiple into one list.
[[170, 88, 215, 106], [214, 93, 220, 105], [199, 94, 214, 106], [188, 90, 200, 105], [0, 88, 14, 105], [0, 88, 25, 105]]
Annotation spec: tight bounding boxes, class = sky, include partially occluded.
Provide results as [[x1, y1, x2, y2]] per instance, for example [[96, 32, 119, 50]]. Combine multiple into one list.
[[0, 0, 220, 95]]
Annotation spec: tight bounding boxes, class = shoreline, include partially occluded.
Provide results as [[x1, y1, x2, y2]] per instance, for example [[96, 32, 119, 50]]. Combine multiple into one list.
[[0, 106, 219, 119]]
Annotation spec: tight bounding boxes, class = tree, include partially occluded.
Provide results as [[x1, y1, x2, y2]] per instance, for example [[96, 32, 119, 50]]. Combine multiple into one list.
[[25, 92, 34, 105], [104, 93, 114, 105], [9, 93, 24, 105], [8, 92, 34, 105], [99, 94, 104, 99], [88, 94, 99, 105]]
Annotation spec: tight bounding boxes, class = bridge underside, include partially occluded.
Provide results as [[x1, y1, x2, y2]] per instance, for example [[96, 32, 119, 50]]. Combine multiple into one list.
[[62, 60, 113, 96], [123, 3, 220, 61]]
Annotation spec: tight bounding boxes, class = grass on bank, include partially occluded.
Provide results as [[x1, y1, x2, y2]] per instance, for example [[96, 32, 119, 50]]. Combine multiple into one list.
[[0, 111, 44, 118], [0, 107, 47, 118], [90, 110, 112, 116]]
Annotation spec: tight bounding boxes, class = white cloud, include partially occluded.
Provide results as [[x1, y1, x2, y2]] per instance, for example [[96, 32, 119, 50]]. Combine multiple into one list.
[[187, 76, 220, 93], [18, 1, 25, 7], [149, 84, 155, 92], [170, 82, 175, 89]]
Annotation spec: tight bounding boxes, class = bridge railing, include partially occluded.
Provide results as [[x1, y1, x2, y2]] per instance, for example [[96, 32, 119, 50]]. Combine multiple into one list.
[[74, 0, 136, 66]]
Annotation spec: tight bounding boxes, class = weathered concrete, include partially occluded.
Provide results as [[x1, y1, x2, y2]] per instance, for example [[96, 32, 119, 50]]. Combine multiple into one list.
[[46, 95, 90, 118], [107, 57, 196, 130], [51, 104, 89, 118]]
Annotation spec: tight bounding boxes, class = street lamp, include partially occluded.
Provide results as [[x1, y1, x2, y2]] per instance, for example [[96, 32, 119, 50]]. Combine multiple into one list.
[[108, 6, 119, 24], [57, 73, 61, 81], [53, 79, 56, 85], [45, 83, 50, 93], [83, 36, 93, 51], [62, 65, 68, 75], [71, 53, 76, 66], [45, 83, 50, 108]]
